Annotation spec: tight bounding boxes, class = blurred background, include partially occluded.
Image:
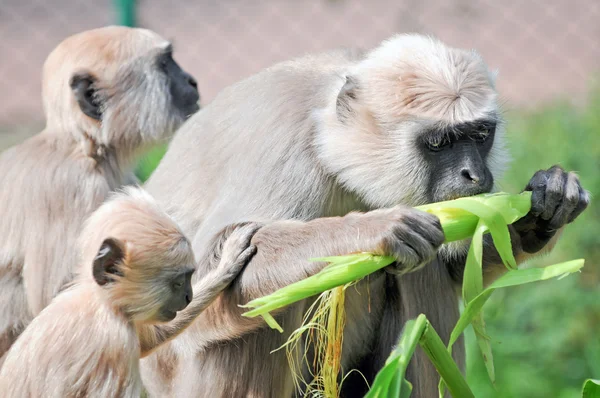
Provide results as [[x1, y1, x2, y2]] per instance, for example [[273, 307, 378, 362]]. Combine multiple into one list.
[[0, 0, 598, 396]]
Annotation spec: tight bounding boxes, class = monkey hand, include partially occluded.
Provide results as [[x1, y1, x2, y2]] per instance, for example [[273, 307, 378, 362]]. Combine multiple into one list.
[[216, 222, 263, 282], [367, 206, 445, 276], [512, 165, 589, 254]]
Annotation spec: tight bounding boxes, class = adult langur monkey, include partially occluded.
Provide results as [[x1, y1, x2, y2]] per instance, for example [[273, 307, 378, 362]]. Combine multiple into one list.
[[0, 26, 199, 364], [142, 34, 589, 397]]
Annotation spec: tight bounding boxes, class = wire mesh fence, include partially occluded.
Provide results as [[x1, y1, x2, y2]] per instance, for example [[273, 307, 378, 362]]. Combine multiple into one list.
[[0, 0, 599, 137]]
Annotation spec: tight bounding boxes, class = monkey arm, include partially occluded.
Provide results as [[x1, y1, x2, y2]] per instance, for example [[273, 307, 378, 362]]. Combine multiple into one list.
[[173, 206, 442, 345], [176, 214, 387, 344], [138, 269, 232, 357], [190, 216, 372, 342]]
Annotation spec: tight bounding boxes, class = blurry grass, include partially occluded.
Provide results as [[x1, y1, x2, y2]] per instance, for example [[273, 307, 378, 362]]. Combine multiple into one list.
[[135, 88, 600, 397]]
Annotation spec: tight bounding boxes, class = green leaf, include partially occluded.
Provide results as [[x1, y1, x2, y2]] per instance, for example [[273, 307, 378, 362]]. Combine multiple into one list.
[[457, 219, 495, 383], [365, 315, 427, 398], [582, 379, 600, 398], [462, 221, 486, 304], [400, 379, 413, 398], [472, 313, 495, 384], [449, 259, 585, 347], [448, 198, 518, 270], [419, 317, 475, 398], [367, 315, 474, 398]]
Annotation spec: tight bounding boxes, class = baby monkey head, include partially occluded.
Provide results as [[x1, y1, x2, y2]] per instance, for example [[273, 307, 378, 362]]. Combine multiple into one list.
[[81, 187, 196, 324]]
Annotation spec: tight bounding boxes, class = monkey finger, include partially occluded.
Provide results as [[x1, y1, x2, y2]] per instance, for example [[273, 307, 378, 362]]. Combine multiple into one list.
[[540, 166, 566, 221], [387, 226, 437, 270], [402, 211, 445, 249], [548, 172, 579, 230], [567, 185, 590, 224], [223, 223, 263, 253], [382, 235, 421, 271], [236, 245, 258, 267], [525, 170, 548, 217]]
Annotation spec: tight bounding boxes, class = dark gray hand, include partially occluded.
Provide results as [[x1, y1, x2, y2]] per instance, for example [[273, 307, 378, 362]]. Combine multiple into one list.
[[513, 165, 589, 254]]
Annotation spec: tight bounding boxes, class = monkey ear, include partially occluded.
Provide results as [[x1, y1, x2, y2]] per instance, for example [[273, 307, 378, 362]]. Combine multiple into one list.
[[70, 71, 102, 121], [339, 76, 357, 98], [92, 238, 126, 286], [336, 75, 358, 121]]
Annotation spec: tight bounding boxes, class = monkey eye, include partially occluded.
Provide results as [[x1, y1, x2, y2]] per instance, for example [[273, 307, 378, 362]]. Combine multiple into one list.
[[158, 53, 172, 70], [472, 129, 490, 143], [425, 137, 449, 152], [171, 274, 185, 290]]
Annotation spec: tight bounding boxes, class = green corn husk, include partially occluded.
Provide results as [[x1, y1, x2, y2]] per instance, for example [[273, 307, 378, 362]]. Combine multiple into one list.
[[582, 379, 600, 398], [239, 191, 585, 397], [240, 192, 532, 325]]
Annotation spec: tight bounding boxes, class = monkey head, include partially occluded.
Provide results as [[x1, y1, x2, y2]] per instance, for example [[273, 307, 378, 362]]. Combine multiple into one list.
[[42, 26, 200, 157], [81, 188, 196, 324], [316, 34, 507, 208]]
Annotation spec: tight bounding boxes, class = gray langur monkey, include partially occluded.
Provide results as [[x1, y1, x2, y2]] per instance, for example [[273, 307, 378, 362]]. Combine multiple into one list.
[[0, 188, 259, 397], [0, 26, 200, 364], [141, 34, 589, 397]]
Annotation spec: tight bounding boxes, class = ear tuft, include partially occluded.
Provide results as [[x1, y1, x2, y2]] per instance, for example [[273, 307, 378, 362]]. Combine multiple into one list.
[[92, 238, 125, 286], [336, 75, 358, 122], [70, 71, 102, 121]]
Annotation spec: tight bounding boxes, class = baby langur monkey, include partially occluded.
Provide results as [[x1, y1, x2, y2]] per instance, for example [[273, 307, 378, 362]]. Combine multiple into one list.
[[0, 188, 260, 397]]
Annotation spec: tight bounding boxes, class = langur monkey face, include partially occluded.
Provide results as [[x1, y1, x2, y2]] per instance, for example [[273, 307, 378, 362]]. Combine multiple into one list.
[[156, 44, 200, 119], [156, 266, 195, 322], [418, 117, 497, 202]]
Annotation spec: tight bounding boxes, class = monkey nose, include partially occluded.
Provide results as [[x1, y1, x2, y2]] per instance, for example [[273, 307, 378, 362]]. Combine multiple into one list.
[[461, 168, 481, 184]]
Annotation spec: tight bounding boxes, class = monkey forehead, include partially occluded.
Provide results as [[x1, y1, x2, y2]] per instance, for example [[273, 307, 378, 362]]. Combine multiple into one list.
[[43, 26, 168, 83], [127, 235, 195, 274], [356, 34, 498, 124], [80, 188, 193, 263]]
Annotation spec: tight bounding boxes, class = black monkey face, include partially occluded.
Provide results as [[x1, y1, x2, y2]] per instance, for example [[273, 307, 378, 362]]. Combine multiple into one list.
[[156, 268, 195, 322], [158, 48, 200, 119], [421, 118, 496, 203]]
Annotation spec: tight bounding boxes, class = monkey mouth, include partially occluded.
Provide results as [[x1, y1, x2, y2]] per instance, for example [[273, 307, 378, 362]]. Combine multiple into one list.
[[445, 192, 475, 201], [440, 187, 493, 202], [190, 103, 200, 113], [184, 103, 200, 119]]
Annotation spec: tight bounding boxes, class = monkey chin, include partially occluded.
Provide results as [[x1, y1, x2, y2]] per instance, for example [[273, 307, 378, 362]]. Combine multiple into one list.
[[154, 309, 178, 323], [183, 103, 200, 119]]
